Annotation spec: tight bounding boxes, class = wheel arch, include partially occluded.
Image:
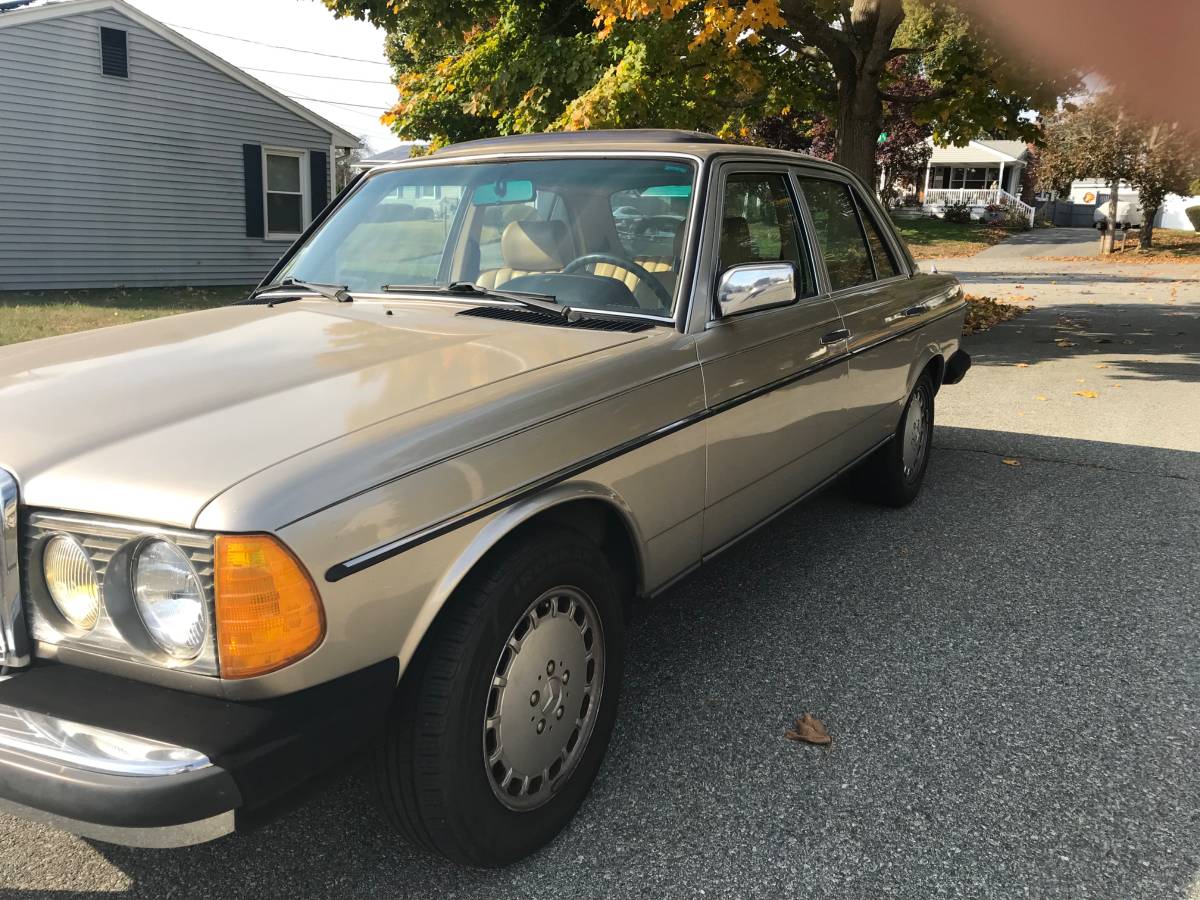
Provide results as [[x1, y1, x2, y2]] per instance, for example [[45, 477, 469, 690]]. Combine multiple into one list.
[[395, 483, 646, 678], [908, 341, 946, 395]]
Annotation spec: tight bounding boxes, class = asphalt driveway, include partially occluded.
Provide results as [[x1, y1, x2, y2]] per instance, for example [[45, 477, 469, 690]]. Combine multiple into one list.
[[970, 226, 1100, 259], [1, 251, 1198, 899]]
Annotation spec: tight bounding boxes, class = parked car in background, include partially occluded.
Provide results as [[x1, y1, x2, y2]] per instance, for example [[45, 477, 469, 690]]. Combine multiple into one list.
[[1094, 199, 1144, 229], [0, 129, 968, 866]]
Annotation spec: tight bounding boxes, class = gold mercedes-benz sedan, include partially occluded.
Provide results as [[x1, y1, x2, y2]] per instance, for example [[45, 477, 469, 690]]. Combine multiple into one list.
[[0, 129, 968, 864]]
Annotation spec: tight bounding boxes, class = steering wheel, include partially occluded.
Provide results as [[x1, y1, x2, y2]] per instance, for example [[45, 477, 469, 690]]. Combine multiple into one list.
[[561, 253, 674, 310]]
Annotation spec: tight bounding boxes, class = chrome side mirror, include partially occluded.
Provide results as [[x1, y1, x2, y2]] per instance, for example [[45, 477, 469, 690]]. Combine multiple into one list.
[[715, 262, 797, 318]]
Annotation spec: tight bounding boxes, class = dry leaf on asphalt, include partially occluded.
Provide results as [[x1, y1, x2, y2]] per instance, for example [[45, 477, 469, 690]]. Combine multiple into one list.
[[963, 294, 1027, 335], [1002, 458, 1021, 466], [1095, 364, 1109, 369], [1074, 390, 1099, 399], [785, 713, 832, 746], [1014, 363, 1030, 368], [1055, 339, 1077, 348], [1035, 395, 1048, 401]]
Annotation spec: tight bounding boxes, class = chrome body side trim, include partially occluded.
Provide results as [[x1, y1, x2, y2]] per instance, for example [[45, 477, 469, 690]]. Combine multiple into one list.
[[0, 701, 211, 777], [0, 471, 30, 670]]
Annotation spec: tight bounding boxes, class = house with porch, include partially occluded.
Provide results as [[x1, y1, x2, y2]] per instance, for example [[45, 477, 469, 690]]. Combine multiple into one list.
[[918, 139, 1036, 225]]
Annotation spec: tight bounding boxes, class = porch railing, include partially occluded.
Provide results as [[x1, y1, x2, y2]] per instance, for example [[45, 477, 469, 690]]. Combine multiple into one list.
[[921, 187, 1035, 227]]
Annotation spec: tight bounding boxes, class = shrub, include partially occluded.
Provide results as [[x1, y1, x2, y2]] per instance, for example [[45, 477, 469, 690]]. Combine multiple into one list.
[[943, 200, 973, 224], [1187, 206, 1200, 232], [999, 205, 1032, 231]]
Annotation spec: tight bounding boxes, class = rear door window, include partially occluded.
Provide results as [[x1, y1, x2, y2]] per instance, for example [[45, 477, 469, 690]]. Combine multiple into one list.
[[795, 177, 875, 292]]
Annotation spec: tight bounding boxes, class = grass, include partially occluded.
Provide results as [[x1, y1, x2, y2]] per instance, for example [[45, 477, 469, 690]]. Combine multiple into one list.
[[1033, 227, 1200, 264], [0, 285, 250, 347], [890, 216, 1012, 259]]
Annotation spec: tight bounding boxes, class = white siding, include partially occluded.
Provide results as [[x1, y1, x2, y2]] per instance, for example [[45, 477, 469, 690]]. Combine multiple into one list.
[[0, 7, 335, 289]]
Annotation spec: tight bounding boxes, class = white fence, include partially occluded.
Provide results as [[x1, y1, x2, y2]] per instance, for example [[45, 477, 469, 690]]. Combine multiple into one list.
[[921, 188, 1036, 226]]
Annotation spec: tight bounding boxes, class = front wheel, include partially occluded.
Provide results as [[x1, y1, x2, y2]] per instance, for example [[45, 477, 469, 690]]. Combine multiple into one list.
[[858, 372, 935, 507], [373, 528, 625, 866]]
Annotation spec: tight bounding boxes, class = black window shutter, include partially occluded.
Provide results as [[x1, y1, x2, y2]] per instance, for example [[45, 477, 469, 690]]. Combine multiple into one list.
[[242, 144, 264, 238], [99, 27, 128, 77], [309, 151, 330, 218]]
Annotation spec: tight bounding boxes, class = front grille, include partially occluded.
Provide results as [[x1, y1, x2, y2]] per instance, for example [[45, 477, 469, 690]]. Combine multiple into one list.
[[458, 306, 655, 332], [21, 510, 219, 676]]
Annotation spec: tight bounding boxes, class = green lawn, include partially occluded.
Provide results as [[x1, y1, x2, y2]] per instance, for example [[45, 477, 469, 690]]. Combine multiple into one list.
[[0, 286, 250, 347], [1032, 227, 1200, 264], [890, 216, 1011, 259]]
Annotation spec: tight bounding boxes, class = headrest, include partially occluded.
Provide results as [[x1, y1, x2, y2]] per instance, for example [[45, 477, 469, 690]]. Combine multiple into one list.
[[720, 215, 754, 267], [502, 220, 571, 271]]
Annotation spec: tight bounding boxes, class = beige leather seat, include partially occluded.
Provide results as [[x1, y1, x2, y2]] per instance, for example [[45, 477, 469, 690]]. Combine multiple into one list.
[[589, 226, 684, 310], [476, 220, 572, 289]]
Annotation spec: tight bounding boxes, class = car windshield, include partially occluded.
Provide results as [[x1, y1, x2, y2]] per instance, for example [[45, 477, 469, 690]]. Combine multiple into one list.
[[277, 156, 697, 317]]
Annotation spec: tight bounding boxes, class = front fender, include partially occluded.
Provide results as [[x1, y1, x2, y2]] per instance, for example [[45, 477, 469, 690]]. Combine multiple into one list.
[[394, 481, 646, 677]]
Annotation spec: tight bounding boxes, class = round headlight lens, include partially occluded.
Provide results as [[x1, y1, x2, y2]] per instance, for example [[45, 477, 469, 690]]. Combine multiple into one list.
[[133, 540, 207, 660], [43, 535, 101, 631]]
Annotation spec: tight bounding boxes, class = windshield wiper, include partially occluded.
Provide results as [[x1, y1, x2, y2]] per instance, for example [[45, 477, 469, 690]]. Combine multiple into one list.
[[381, 281, 574, 320], [249, 278, 354, 304]]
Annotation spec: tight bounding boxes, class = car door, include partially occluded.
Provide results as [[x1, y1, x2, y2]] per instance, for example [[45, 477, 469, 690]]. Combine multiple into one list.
[[694, 165, 856, 555], [794, 173, 932, 454]]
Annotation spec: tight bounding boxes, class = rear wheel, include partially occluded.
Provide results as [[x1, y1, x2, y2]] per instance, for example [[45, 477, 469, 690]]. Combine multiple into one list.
[[373, 528, 625, 866], [858, 371, 935, 507]]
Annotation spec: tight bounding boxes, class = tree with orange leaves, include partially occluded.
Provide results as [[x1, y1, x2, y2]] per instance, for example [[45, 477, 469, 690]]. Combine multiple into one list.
[[323, 0, 1072, 184]]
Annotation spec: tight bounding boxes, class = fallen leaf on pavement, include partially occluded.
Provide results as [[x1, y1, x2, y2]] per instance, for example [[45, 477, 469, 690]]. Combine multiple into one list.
[[963, 294, 1027, 335], [1002, 458, 1021, 466], [1076, 378, 1085, 383], [1074, 390, 1099, 399], [785, 713, 832, 746], [1055, 339, 1077, 348], [1095, 364, 1109, 369], [1035, 396, 1048, 401], [1014, 363, 1029, 368]]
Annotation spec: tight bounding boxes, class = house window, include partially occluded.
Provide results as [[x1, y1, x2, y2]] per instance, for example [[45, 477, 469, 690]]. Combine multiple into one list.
[[264, 150, 307, 237], [99, 27, 128, 78], [935, 166, 1002, 190]]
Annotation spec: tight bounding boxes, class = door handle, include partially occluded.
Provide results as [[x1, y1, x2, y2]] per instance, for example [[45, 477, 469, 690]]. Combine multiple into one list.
[[903, 305, 927, 317], [821, 328, 850, 345]]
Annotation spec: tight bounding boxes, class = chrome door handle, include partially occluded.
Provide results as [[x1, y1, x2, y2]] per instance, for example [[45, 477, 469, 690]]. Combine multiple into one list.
[[821, 329, 850, 345]]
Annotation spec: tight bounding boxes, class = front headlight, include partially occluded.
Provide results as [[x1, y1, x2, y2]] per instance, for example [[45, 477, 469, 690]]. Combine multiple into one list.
[[132, 539, 208, 660], [43, 534, 101, 631]]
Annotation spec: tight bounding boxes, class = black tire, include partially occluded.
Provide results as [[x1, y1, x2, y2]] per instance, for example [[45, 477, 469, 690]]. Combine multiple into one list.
[[373, 527, 626, 867], [858, 371, 935, 508]]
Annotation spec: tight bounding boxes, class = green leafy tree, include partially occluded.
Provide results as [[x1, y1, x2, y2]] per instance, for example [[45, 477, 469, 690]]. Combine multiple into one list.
[[1040, 96, 1198, 249], [1131, 123, 1198, 247], [590, 0, 1073, 182], [323, 0, 1073, 184]]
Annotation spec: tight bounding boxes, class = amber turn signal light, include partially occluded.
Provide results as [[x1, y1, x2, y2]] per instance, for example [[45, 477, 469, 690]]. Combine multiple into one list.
[[214, 534, 325, 679]]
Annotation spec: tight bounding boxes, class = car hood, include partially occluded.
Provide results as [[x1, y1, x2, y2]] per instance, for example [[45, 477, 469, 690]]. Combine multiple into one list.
[[0, 300, 652, 527]]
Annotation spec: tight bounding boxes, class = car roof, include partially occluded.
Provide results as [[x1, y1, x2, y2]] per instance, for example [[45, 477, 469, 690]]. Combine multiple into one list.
[[427, 128, 842, 170]]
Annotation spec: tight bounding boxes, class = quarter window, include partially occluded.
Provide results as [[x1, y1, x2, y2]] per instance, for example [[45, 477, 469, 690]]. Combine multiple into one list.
[[796, 178, 874, 292], [264, 151, 306, 236], [718, 173, 815, 296], [854, 194, 902, 278]]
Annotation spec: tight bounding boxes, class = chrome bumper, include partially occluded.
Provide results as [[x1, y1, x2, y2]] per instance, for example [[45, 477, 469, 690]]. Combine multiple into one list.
[[0, 694, 239, 847]]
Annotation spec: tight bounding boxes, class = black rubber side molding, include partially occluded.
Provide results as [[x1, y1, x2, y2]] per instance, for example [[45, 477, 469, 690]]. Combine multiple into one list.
[[943, 349, 972, 385]]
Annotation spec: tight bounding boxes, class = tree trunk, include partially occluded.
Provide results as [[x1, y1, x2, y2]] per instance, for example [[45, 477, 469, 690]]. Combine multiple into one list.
[[1139, 207, 1158, 249], [1101, 179, 1120, 254], [833, 76, 884, 186]]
